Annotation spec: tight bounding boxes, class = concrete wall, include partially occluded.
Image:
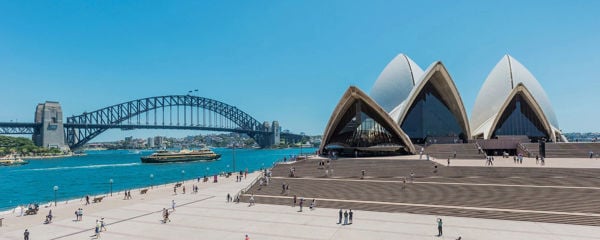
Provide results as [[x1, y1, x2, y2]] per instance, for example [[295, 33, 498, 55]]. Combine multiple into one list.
[[32, 101, 68, 150]]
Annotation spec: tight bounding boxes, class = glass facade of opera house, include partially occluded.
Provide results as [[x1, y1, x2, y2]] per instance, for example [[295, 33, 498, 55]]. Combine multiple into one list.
[[492, 94, 548, 141], [319, 54, 563, 156], [401, 81, 466, 144], [326, 100, 408, 156]]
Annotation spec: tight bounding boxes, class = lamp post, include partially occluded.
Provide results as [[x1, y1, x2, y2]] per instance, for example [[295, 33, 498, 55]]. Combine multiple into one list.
[[181, 170, 185, 183], [109, 179, 113, 196], [150, 174, 154, 189], [53, 186, 59, 207], [232, 145, 236, 172]]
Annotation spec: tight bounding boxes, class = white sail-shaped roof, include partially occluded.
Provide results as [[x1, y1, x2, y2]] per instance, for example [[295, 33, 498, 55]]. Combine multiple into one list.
[[471, 55, 560, 139], [319, 86, 416, 154], [390, 61, 471, 140], [370, 54, 425, 113], [485, 83, 556, 141]]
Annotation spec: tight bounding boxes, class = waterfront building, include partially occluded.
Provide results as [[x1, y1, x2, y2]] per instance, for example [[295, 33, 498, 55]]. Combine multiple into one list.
[[370, 54, 424, 113], [320, 53, 562, 156], [387, 61, 470, 144], [319, 86, 415, 156], [471, 55, 564, 142], [147, 137, 155, 148]]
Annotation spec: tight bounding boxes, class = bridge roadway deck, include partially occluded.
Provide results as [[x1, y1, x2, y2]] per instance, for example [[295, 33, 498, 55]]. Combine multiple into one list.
[[240, 156, 600, 227]]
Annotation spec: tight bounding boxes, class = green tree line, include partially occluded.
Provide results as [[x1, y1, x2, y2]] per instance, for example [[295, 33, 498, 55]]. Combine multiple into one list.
[[0, 135, 62, 156]]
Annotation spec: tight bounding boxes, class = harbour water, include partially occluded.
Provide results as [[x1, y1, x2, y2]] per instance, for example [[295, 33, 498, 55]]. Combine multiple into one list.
[[0, 148, 316, 211]]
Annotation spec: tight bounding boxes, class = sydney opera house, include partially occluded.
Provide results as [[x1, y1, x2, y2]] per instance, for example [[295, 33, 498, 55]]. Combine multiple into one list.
[[319, 54, 565, 156]]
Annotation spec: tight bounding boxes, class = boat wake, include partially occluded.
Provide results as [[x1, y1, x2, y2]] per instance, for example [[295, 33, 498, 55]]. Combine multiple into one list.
[[17, 163, 140, 172]]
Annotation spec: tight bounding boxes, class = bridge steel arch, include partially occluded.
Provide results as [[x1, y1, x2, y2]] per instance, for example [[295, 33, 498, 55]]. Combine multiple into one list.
[[65, 95, 270, 149]]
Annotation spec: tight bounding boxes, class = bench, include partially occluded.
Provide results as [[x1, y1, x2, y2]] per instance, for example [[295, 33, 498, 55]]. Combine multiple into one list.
[[175, 183, 182, 188], [93, 196, 105, 203], [140, 189, 148, 194]]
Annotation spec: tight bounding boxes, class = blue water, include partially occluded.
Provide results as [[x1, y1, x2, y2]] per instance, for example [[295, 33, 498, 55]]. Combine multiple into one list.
[[0, 148, 316, 211]]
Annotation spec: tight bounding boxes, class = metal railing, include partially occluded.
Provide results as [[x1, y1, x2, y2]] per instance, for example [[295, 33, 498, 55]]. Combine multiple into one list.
[[235, 171, 264, 201]]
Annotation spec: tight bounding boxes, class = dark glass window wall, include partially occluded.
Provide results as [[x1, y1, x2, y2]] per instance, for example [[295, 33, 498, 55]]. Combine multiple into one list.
[[492, 94, 548, 142], [401, 82, 466, 144], [325, 100, 408, 156]]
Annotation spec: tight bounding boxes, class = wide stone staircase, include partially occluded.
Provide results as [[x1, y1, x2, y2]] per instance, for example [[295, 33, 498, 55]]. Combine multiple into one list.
[[522, 142, 600, 158], [240, 158, 600, 226], [422, 143, 485, 159]]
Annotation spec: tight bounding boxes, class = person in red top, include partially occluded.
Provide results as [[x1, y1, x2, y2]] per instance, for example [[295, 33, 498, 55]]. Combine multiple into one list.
[[245, 234, 250, 240]]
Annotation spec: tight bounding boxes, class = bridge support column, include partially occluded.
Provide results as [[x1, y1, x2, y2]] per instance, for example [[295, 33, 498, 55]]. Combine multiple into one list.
[[33, 101, 68, 150]]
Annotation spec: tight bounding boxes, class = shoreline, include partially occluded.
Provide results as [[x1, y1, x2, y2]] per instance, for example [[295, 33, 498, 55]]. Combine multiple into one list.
[[0, 170, 262, 233], [0, 170, 261, 217], [21, 153, 85, 160]]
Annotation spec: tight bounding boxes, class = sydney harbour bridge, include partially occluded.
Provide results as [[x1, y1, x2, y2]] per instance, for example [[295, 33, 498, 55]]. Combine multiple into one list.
[[0, 95, 305, 149]]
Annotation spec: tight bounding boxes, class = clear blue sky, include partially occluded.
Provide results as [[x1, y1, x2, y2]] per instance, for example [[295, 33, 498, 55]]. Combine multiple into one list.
[[1, 1, 599, 141]]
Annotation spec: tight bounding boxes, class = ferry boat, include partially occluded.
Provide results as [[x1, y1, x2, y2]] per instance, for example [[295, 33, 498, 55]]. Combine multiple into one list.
[[0, 156, 29, 166], [140, 149, 221, 163]]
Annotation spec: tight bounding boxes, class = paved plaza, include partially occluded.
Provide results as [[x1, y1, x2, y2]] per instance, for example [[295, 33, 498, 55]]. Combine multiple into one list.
[[2, 166, 600, 240]]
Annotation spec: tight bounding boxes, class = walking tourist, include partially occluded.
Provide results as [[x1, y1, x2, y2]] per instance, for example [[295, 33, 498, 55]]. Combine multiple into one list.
[[172, 200, 176, 211], [245, 234, 250, 240], [100, 217, 107, 231], [338, 209, 342, 224], [227, 193, 231, 202], [309, 199, 316, 210], [23, 229, 29, 240], [410, 171, 415, 183], [94, 219, 101, 239], [299, 198, 304, 212], [436, 218, 443, 237], [78, 208, 83, 221], [162, 208, 167, 223], [293, 195, 297, 207], [248, 194, 256, 206], [183, 186, 186, 194], [349, 209, 353, 224], [343, 210, 348, 225], [86, 195, 90, 205], [45, 210, 53, 224]]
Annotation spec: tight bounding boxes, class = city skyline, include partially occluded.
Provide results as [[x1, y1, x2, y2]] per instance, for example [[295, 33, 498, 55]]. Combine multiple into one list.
[[1, 1, 599, 142]]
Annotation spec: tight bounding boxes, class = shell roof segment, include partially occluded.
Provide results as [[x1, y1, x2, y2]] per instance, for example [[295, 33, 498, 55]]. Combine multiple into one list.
[[471, 55, 559, 137], [319, 86, 416, 154], [370, 54, 425, 113]]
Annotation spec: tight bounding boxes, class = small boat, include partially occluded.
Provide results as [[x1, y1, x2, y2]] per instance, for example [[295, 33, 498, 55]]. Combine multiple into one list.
[[141, 149, 221, 163], [0, 156, 29, 166]]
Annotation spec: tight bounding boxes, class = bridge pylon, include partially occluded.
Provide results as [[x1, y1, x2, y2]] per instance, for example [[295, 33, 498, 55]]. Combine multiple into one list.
[[33, 101, 69, 150]]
